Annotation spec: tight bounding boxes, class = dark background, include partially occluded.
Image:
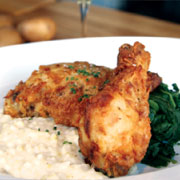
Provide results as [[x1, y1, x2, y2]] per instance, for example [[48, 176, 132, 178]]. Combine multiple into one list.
[[93, 0, 180, 24]]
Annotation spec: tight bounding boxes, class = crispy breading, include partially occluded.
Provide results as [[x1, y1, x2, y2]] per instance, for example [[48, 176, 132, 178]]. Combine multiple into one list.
[[117, 42, 162, 91], [4, 41, 161, 177], [4, 62, 112, 127], [147, 71, 162, 92], [4, 41, 161, 129], [78, 42, 152, 177]]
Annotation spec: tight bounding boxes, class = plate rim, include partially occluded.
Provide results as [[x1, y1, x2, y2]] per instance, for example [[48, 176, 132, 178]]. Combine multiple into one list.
[[0, 36, 180, 180]]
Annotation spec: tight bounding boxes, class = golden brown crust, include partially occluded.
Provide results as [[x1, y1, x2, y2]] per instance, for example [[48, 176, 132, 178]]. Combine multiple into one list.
[[4, 41, 160, 177], [117, 41, 162, 91], [78, 42, 152, 177], [117, 41, 150, 71], [147, 71, 162, 91], [4, 61, 112, 127]]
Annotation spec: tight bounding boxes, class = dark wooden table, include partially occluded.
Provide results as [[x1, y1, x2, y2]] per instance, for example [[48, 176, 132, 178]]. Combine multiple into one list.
[[9, 1, 180, 39]]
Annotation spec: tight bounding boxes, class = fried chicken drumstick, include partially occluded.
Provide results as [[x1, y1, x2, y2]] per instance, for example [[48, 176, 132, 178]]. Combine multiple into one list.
[[78, 42, 152, 177], [117, 42, 162, 92]]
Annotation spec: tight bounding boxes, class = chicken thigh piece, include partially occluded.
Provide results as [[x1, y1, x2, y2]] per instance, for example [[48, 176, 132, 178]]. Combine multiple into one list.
[[4, 62, 112, 127], [78, 42, 152, 177]]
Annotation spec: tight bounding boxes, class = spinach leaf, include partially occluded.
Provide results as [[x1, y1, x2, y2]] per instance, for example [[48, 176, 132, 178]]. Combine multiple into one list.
[[142, 83, 180, 167]]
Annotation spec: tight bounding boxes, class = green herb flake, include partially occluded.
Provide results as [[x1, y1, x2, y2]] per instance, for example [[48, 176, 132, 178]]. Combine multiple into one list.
[[70, 88, 76, 94], [78, 97, 82, 102], [103, 79, 110, 85], [53, 126, 57, 130], [28, 117, 33, 120], [86, 78, 89, 82], [83, 94, 89, 98], [77, 69, 90, 76], [63, 141, 72, 145], [78, 149, 81, 153], [66, 77, 69, 81], [91, 71, 100, 78], [77, 69, 82, 74], [78, 94, 90, 102], [171, 159, 178, 164], [68, 65, 74, 69], [45, 129, 49, 133], [71, 77, 75, 80], [38, 128, 41, 131], [57, 131, 61, 136]]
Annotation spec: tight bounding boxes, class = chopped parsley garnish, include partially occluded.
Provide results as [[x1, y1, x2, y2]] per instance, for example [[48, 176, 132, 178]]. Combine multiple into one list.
[[53, 126, 57, 130], [78, 149, 81, 153], [77, 69, 82, 74], [57, 131, 61, 136], [86, 78, 89, 82], [78, 97, 82, 102], [103, 79, 110, 85], [93, 86, 96, 89], [45, 129, 49, 133], [63, 141, 72, 144], [71, 77, 75, 80], [28, 117, 33, 120], [77, 69, 90, 76], [70, 88, 76, 94], [66, 77, 69, 81], [68, 65, 74, 69], [38, 128, 41, 131], [78, 94, 90, 102], [82, 94, 90, 98], [91, 71, 100, 78], [76, 69, 100, 78], [142, 83, 180, 168]]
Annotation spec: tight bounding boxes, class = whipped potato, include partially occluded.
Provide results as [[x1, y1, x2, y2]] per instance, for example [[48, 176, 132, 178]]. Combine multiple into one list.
[[0, 109, 106, 180]]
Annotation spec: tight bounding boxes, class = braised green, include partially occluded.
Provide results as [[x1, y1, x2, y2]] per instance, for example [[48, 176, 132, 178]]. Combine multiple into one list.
[[142, 83, 180, 167]]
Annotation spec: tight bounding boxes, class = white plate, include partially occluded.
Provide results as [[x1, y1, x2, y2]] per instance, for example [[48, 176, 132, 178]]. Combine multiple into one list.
[[0, 37, 180, 180]]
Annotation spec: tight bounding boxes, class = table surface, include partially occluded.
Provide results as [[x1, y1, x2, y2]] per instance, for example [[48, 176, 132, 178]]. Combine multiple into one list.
[[14, 1, 180, 39], [0, 0, 55, 16]]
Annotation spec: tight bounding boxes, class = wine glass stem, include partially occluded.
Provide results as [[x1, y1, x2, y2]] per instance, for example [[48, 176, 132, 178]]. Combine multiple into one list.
[[78, 0, 90, 36]]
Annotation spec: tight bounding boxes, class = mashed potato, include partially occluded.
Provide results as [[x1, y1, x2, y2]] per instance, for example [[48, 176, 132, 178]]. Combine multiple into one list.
[[0, 109, 106, 180]]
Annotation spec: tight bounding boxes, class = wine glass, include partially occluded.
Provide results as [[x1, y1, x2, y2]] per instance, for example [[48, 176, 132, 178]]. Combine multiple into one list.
[[77, 0, 91, 36]]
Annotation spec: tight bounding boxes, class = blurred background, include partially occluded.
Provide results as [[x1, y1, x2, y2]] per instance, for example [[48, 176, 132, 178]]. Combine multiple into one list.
[[0, 0, 179, 47], [92, 0, 180, 24]]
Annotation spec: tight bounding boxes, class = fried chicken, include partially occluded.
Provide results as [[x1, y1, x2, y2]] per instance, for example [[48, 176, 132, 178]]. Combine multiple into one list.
[[4, 41, 161, 130], [4, 41, 161, 177], [4, 42, 161, 129], [78, 42, 152, 177], [4, 62, 112, 127], [117, 42, 162, 92]]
